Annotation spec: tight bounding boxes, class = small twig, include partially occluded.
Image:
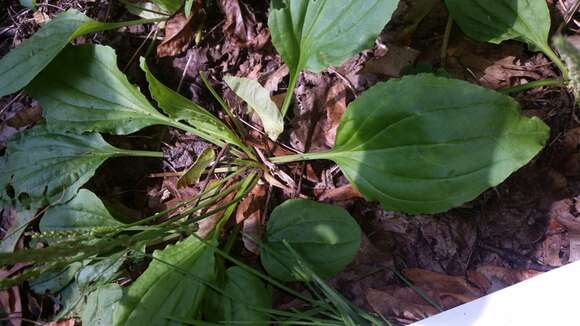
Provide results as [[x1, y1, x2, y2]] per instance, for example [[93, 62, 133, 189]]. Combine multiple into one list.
[[440, 15, 453, 68], [328, 67, 358, 98], [177, 50, 195, 92], [123, 25, 158, 72], [0, 91, 24, 116], [236, 116, 302, 154], [565, 0, 580, 25]]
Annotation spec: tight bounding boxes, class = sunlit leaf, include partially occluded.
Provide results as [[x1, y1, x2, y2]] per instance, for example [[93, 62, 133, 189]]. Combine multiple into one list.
[[0, 9, 148, 97], [444, 0, 564, 71], [285, 74, 549, 213], [224, 76, 284, 141], [261, 199, 361, 282], [268, 0, 399, 115], [113, 236, 215, 326], [223, 267, 271, 325], [26, 44, 172, 135], [40, 189, 125, 232], [268, 0, 398, 73]]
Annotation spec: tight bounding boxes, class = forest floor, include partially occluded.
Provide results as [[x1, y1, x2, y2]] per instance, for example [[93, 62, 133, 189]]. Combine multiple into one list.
[[1, 0, 579, 324]]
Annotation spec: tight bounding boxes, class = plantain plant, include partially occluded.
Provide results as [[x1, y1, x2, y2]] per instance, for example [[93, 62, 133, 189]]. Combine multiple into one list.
[[0, 0, 569, 324]]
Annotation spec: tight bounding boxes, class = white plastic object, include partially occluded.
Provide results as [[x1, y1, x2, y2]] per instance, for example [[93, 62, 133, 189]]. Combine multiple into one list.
[[411, 261, 580, 326]]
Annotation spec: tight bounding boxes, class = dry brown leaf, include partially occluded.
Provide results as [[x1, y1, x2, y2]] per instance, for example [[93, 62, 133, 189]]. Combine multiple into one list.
[[263, 65, 289, 93], [367, 288, 439, 321], [362, 46, 420, 77], [157, 8, 199, 58], [466, 270, 491, 293], [6, 105, 42, 128], [320, 82, 347, 148], [476, 265, 542, 289], [218, 0, 270, 49], [318, 184, 363, 203], [235, 184, 267, 254], [403, 268, 484, 298], [0, 287, 21, 326], [196, 191, 236, 238]]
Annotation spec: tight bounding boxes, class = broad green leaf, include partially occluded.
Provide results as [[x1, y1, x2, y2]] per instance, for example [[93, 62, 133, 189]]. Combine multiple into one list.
[[0, 9, 150, 97], [82, 284, 123, 326], [294, 74, 549, 213], [224, 76, 284, 141], [77, 254, 125, 290], [0, 209, 35, 253], [177, 148, 215, 188], [261, 199, 361, 282], [40, 189, 125, 232], [30, 261, 84, 294], [140, 58, 243, 147], [19, 0, 36, 8], [113, 236, 215, 326], [0, 126, 119, 208], [26, 44, 172, 135], [444, 0, 554, 56], [223, 267, 271, 325], [554, 35, 580, 103], [268, 0, 398, 73]]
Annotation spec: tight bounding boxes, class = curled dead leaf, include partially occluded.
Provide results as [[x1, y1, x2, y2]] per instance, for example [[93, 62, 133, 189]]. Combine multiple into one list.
[[218, 0, 270, 49], [367, 288, 439, 321], [318, 184, 363, 203], [476, 265, 542, 289], [157, 4, 202, 58], [402, 268, 484, 298], [235, 184, 267, 254]]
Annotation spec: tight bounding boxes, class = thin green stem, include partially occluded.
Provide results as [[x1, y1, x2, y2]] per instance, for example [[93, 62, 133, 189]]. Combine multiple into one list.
[[498, 78, 565, 94], [281, 69, 300, 117], [199, 71, 246, 138], [269, 151, 331, 164], [541, 45, 569, 79], [75, 17, 167, 38], [114, 149, 164, 158]]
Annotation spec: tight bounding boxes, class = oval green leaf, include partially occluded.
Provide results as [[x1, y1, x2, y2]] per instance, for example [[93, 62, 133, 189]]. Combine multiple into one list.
[[261, 199, 361, 282], [26, 44, 171, 135], [40, 189, 125, 232], [223, 267, 272, 325], [113, 236, 215, 326], [0, 9, 151, 97], [444, 0, 550, 51], [225, 76, 284, 141], [321, 74, 549, 213], [268, 0, 399, 74], [0, 126, 119, 208]]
